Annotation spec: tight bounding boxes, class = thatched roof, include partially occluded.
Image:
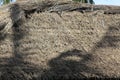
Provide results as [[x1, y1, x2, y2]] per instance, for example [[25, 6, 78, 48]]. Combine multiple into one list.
[[0, 0, 120, 79]]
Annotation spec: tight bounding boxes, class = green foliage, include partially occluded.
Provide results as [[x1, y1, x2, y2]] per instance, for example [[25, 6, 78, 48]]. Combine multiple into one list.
[[0, 0, 15, 5], [73, 0, 95, 4], [3, 0, 10, 4], [89, 0, 95, 4]]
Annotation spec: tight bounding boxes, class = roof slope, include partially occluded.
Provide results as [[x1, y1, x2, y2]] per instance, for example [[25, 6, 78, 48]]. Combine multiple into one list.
[[0, 0, 120, 79]]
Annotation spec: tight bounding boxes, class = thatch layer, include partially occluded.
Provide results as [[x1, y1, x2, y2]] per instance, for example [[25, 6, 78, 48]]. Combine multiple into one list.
[[0, 0, 120, 79]]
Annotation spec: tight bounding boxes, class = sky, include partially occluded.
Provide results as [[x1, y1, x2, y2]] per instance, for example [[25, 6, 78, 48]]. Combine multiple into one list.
[[94, 0, 120, 6]]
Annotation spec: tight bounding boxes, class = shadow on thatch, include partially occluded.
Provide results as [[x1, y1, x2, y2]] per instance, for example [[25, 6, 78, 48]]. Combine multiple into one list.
[[0, 4, 41, 80], [0, 4, 120, 80], [40, 23, 120, 79], [40, 49, 105, 79], [92, 24, 120, 52]]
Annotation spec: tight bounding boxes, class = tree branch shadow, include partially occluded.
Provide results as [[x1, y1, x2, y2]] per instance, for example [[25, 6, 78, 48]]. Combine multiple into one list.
[[0, 3, 120, 79], [40, 22, 120, 79], [0, 4, 42, 80]]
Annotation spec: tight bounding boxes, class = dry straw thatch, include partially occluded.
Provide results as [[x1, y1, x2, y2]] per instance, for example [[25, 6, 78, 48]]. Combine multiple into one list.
[[0, 0, 120, 79]]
